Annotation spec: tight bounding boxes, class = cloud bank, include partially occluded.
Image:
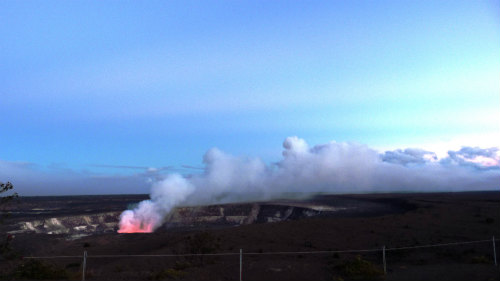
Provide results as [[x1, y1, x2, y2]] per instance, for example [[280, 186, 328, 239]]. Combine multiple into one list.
[[118, 136, 500, 233], [0, 161, 159, 196]]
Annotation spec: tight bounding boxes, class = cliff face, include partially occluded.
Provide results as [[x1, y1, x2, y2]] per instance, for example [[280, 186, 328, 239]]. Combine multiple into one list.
[[162, 202, 342, 228], [9, 212, 119, 236], [6, 202, 347, 237]]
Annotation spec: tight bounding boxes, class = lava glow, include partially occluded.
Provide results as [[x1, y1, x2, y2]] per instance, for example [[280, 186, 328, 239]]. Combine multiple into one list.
[[117, 175, 195, 233], [117, 222, 154, 233], [117, 208, 158, 233], [115, 138, 500, 234]]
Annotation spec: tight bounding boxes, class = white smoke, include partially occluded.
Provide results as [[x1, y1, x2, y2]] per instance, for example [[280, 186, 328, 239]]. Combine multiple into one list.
[[118, 174, 195, 232], [119, 136, 500, 232]]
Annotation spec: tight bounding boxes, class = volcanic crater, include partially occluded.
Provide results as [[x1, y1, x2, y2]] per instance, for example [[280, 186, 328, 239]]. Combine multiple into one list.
[[1, 194, 412, 238]]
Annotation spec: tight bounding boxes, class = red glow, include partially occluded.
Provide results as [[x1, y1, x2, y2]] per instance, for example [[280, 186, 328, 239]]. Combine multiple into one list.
[[117, 222, 154, 233], [117, 208, 158, 233]]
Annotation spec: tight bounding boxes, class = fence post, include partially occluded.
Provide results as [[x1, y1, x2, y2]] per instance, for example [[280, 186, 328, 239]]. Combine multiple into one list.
[[82, 251, 87, 281], [493, 236, 497, 266], [382, 245, 386, 275], [240, 249, 243, 281]]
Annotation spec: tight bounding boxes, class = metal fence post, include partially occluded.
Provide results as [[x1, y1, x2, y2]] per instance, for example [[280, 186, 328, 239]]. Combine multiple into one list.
[[382, 245, 386, 275], [82, 251, 87, 281], [240, 249, 243, 281], [493, 236, 497, 266]]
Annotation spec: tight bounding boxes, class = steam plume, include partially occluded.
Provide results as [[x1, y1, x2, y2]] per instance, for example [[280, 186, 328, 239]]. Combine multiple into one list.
[[118, 137, 500, 233]]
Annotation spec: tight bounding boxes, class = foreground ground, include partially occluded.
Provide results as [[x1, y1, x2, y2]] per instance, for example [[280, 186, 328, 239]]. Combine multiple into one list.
[[1, 191, 499, 281]]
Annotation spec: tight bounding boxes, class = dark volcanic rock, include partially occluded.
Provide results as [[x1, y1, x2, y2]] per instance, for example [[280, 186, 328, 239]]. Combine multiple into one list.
[[1, 194, 413, 237]]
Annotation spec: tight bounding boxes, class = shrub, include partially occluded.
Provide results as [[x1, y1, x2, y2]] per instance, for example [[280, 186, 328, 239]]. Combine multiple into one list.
[[471, 255, 490, 264], [0, 234, 19, 260], [12, 259, 69, 280], [149, 268, 185, 280], [188, 232, 220, 254], [173, 261, 191, 270], [333, 256, 384, 280], [186, 232, 221, 265]]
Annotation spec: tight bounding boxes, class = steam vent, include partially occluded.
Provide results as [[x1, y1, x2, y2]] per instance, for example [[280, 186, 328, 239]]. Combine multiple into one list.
[[1, 194, 404, 239]]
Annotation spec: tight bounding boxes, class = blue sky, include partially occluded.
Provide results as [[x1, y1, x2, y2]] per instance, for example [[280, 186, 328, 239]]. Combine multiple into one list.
[[1, 1, 499, 195]]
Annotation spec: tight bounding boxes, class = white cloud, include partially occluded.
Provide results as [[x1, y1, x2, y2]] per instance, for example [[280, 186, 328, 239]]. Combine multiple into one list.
[[119, 137, 500, 232]]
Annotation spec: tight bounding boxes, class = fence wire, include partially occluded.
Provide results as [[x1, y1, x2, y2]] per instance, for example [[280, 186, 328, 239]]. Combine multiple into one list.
[[18, 237, 498, 281], [24, 237, 498, 259]]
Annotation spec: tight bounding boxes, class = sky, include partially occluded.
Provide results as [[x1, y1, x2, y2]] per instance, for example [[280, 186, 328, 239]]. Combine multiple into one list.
[[0, 1, 499, 195]]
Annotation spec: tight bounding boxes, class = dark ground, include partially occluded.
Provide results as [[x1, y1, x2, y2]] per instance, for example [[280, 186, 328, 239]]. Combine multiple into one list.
[[1, 191, 499, 281]]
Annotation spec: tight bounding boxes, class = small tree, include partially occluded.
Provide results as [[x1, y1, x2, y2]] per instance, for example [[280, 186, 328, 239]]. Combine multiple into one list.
[[1, 181, 17, 205], [1, 181, 17, 221], [1, 181, 18, 260]]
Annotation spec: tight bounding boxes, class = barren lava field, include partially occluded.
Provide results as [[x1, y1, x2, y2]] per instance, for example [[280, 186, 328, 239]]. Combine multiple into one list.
[[1, 191, 499, 281]]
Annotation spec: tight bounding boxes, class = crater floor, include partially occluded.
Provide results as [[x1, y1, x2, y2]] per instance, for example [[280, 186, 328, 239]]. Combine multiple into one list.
[[2, 193, 413, 238]]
